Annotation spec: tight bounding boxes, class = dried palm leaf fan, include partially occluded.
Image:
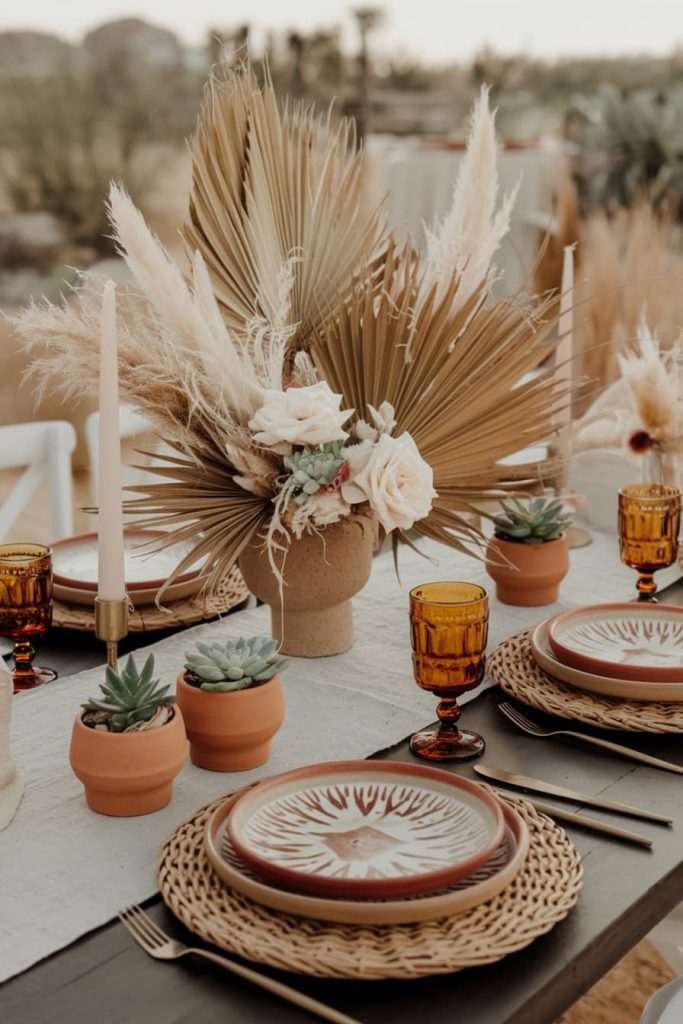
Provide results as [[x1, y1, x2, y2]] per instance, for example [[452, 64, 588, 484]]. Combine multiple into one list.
[[183, 61, 384, 349], [311, 239, 564, 558], [14, 67, 567, 605]]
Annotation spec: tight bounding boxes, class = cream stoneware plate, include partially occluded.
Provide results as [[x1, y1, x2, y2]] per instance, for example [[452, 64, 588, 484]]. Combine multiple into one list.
[[548, 603, 683, 683], [531, 619, 683, 702], [226, 760, 505, 899], [206, 791, 529, 925], [52, 530, 206, 607]]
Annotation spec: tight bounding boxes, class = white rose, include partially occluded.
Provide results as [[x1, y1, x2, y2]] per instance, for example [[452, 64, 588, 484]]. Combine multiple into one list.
[[341, 432, 436, 533], [249, 382, 352, 452]]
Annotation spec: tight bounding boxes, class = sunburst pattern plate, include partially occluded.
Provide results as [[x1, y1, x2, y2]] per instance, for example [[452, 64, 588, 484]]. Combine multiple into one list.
[[531, 618, 683, 701], [226, 760, 505, 899], [206, 791, 528, 924], [549, 604, 683, 682]]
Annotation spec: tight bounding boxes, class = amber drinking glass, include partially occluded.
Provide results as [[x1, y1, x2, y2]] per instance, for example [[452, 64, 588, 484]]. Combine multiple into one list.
[[618, 484, 681, 602], [0, 544, 57, 691], [409, 581, 489, 762]]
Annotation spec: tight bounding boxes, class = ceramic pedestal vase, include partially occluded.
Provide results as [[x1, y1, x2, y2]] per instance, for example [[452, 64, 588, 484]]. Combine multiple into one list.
[[176, 674, 285, 771], [485, 535, 569, 607], [69, 708, 187, 816], [239, 514, 377, 657]]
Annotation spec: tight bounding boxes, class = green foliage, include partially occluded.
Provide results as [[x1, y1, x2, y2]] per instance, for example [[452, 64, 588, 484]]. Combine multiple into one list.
[[493, 496, 572, 545], [184, 636, 289, 693], [284, 442, 346, 505], [576, 85, 683, 215], [81, 654, 174, 732], [0, 58, 203, 251]]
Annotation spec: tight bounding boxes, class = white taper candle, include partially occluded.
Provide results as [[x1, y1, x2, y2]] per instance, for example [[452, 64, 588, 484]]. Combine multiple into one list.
[[96, 280, 126, 602], [553, 244, 575, 429]]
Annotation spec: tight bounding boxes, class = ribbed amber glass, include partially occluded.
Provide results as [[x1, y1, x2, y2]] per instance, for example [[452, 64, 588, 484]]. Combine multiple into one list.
[[0, 544, 57, 691], [618, 485, 681, 602], [409, 581, 488, 762]]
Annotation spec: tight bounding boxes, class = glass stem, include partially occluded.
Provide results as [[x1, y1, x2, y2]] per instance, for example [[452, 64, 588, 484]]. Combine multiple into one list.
[[436, 696, 462, 735], [636, 571, 658, 602], [12, 639, 36, 677]]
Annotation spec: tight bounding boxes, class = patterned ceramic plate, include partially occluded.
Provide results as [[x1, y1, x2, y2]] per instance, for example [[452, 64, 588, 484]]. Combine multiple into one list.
[[52, 529, 207, 607], [548, 604, 683, 683], [206, 791, 528, 925], [226, 761, 505, 899], [531, 618, 683, 702]]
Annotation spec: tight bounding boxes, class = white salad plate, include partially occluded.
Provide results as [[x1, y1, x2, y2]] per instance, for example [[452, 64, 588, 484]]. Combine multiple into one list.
[[548, 603, 683, 683], [225, 760, 505, 900], [52, 529, 206, 607], [531, 617, 683, 702], [206, 790, 529, 925]]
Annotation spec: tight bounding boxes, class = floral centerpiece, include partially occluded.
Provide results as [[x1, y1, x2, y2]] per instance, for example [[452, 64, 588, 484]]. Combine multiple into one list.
[[15, 65, 566, 656], [574, 320, 683, 486]]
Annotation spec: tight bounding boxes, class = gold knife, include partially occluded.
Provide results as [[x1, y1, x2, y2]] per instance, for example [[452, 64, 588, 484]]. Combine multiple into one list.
[[524, 797, 654, 848], [474, 764, 672, 825]]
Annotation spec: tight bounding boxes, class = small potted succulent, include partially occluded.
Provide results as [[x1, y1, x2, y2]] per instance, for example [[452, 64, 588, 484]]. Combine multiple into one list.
[[176, 636, 287, 772], [485, 496, 572, 606], [69, 654, 187, 817]]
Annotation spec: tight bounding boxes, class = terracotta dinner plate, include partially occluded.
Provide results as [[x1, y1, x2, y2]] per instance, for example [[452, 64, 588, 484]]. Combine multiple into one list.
[[52, 529, 207, 607], [226, 760, 505, 900], [548, 603, 683, 683], [206, 791, 529, 925], [531, 618, 683, 702]]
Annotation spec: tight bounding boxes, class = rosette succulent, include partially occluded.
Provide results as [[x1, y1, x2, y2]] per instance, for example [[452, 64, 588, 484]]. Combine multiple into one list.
[[81, 654, 174, 732], [493, 497, 572, 544], [184, 636, 289, 692], [283, 441, 347, 504]]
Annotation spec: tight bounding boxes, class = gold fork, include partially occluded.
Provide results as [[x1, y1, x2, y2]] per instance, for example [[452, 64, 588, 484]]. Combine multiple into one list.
[[118, 903, 362, 1024]]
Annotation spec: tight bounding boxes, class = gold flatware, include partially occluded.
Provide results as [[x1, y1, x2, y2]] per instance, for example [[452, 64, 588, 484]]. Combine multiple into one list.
[[474, 764, 672, 825], [499, 701, 683, 776], [524, 798, 653, 848], [118, 903, 362, 1024]]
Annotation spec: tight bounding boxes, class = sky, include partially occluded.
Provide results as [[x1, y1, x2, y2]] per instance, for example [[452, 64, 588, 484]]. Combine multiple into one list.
[[1, 0, 682, 62]]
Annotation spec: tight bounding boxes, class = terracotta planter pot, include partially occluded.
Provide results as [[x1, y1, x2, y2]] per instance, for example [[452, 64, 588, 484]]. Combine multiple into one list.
[[176, 674, 285, 772], [485, 535, 570, 607], [239, 514, 377, 657], [69, 707, 187, 816]]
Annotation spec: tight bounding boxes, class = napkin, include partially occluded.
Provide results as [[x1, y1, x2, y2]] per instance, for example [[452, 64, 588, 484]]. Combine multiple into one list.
[[0, 659, 23, 830]]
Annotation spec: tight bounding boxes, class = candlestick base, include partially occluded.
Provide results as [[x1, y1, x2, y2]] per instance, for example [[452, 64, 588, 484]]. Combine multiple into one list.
[[94, 598, 129, 669]]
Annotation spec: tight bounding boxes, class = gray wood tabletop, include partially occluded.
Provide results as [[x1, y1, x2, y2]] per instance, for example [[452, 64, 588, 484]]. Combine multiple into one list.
[[3, 583, 683, 1024]]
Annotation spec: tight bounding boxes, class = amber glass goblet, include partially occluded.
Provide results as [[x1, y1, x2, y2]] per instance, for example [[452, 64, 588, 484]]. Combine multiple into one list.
[[618, 485, 681, 602], [409, 581, 489, 762], [0, 544, 57, 691]]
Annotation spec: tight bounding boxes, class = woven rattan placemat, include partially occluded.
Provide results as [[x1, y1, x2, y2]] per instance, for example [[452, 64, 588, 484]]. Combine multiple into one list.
[[489, 630, 683, 734], [52, 566, 248, 633], [157, 787, 582, 980]]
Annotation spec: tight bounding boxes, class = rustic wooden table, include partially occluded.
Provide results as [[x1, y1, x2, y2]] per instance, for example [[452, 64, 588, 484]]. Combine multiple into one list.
[[3, 584, 683, 1024]]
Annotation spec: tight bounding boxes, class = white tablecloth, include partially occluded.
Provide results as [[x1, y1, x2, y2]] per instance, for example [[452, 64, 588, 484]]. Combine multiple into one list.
[[365, 136, 561, 297], [0, 528, 665, 983]]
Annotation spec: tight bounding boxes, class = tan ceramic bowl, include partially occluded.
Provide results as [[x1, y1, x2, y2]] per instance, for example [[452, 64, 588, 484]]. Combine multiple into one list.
[[176, 673, 285, 772]]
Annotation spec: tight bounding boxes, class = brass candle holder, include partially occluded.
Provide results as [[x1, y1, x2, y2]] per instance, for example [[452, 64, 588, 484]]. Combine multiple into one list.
[[95, 597, 129, 668]]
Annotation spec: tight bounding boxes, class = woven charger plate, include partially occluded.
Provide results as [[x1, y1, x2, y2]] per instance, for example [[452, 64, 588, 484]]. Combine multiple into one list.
[[489, 629, 683, 734], [157, 787, 582, 980], [51, 565, 248, 633]]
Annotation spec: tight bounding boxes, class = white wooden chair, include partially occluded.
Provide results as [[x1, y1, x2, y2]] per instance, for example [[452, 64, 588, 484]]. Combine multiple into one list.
[[0, 421, 76, 541], [85, 406, 157, 507]]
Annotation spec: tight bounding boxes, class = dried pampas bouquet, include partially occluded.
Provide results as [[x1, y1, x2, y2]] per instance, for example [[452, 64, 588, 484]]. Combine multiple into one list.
[[13, 62, 566, 639]]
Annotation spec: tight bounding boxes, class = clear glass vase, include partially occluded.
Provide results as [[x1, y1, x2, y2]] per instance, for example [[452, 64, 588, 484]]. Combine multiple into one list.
[[641, 449, 680, 488]]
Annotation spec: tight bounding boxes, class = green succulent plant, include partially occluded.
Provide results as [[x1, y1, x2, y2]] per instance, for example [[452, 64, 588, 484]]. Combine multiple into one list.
[[284, 441, 346, 504], [493, 496, 572, 544], [184, 636, 289, 692], [81, 654, 174, 732]]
